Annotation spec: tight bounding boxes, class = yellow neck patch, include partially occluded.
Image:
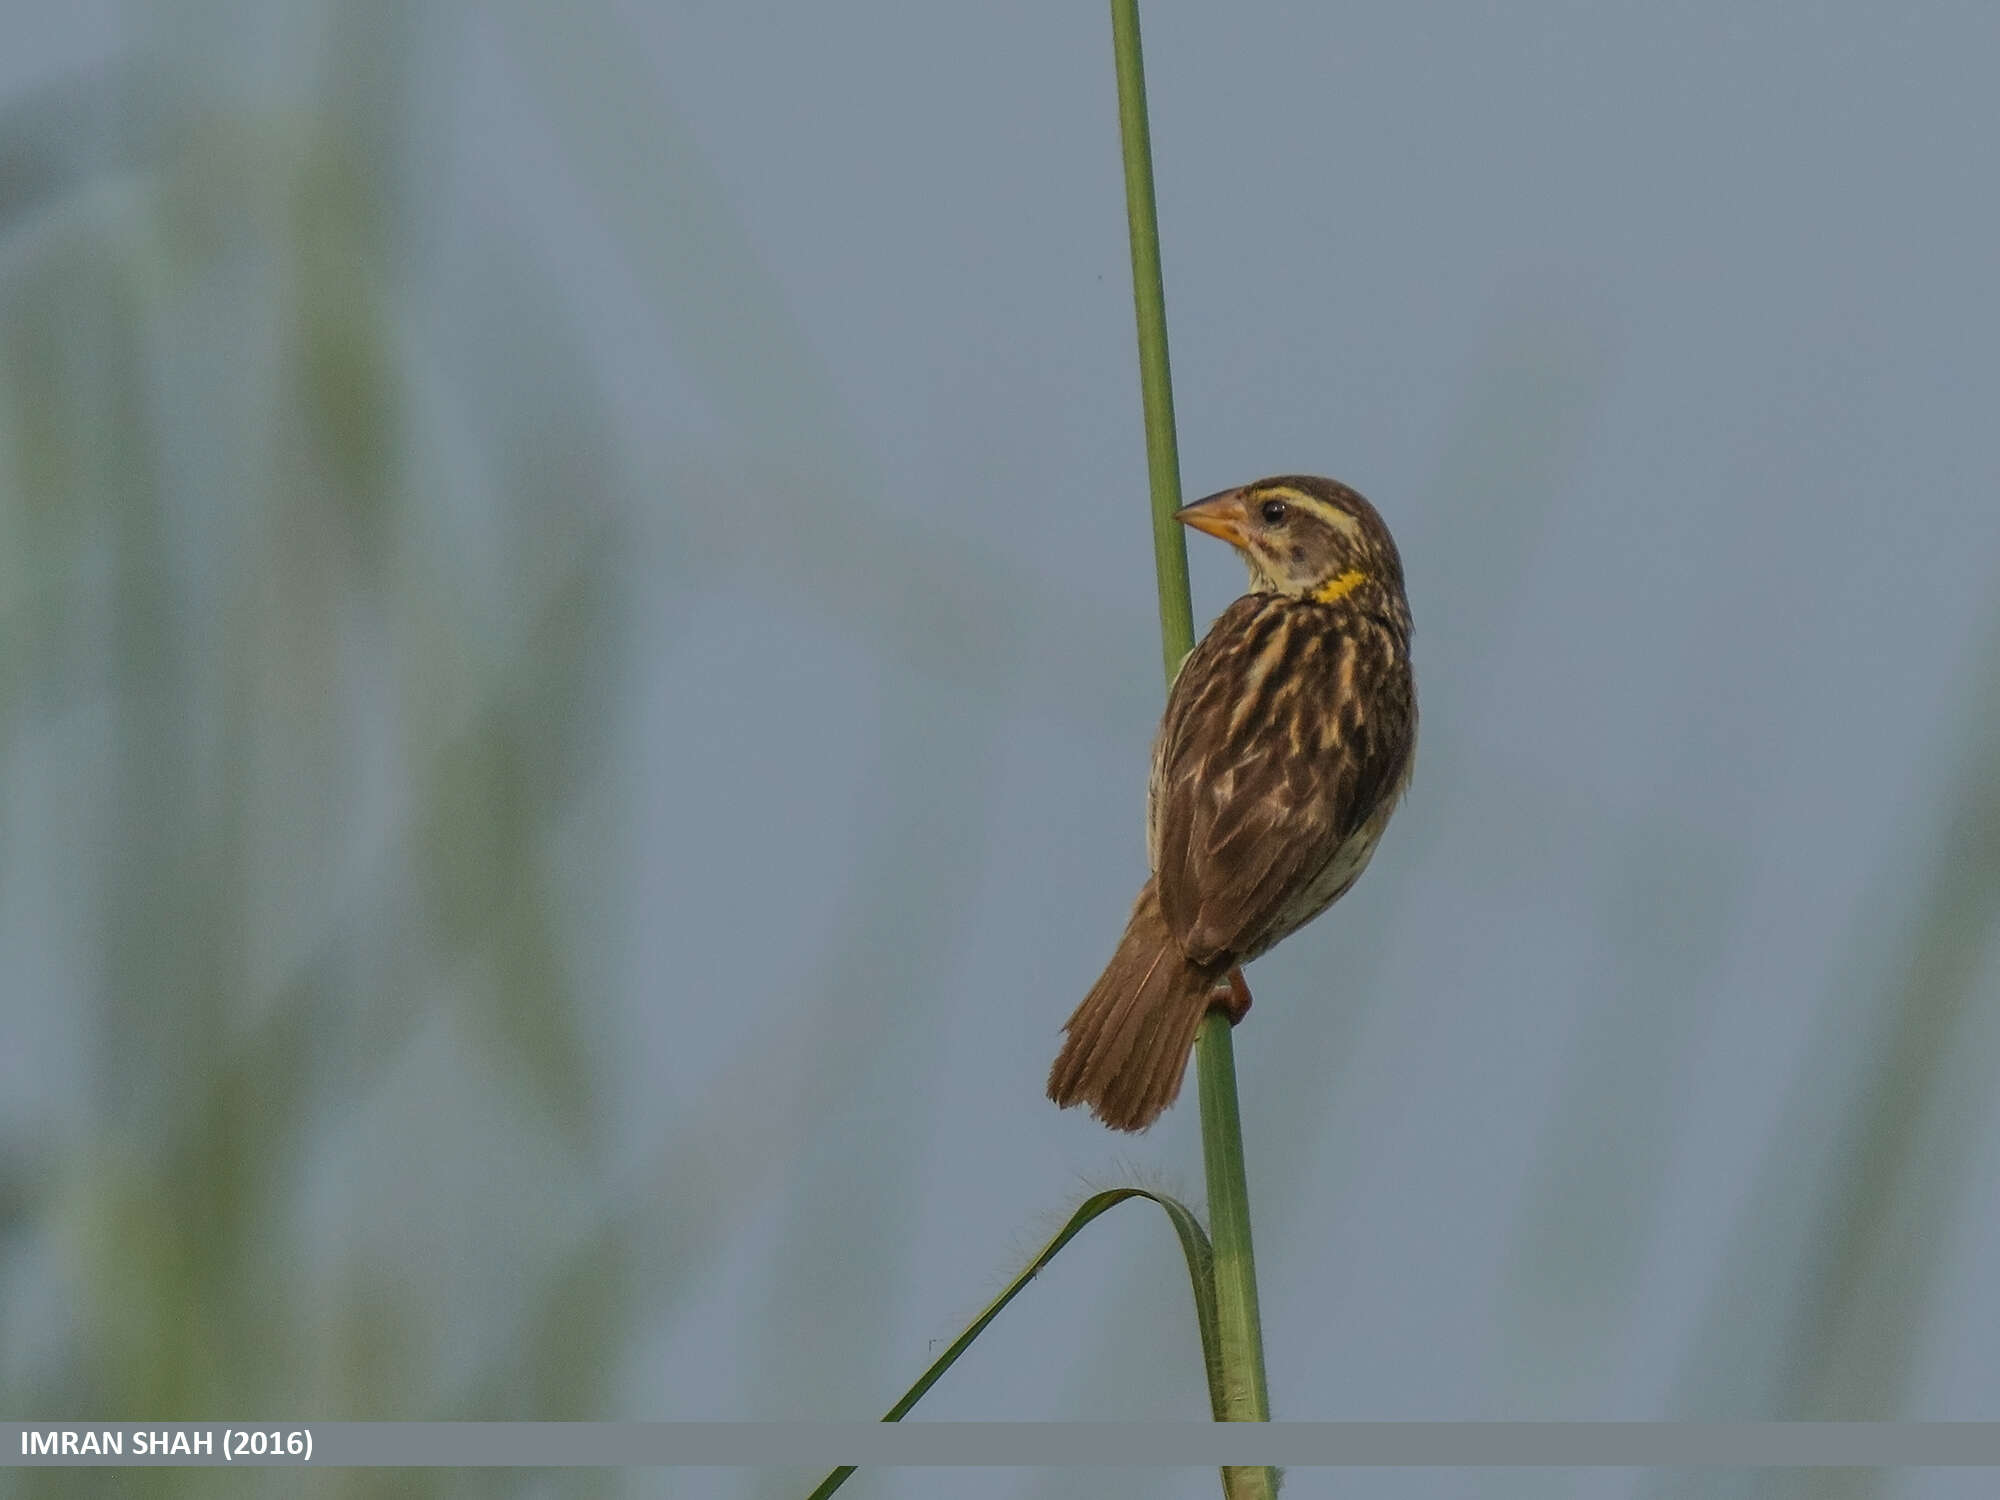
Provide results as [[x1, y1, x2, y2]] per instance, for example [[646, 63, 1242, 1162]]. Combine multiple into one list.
[[1312, 569, 1368, 604]]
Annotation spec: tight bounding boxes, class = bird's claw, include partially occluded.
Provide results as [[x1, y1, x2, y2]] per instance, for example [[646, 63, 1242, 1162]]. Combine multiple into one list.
[[1209, 966, 1253, 1026]]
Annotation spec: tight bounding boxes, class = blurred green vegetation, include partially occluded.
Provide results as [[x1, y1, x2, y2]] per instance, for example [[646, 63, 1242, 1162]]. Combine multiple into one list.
[[0, 12, 1152, 1499], [0, 13, 629, 1497]]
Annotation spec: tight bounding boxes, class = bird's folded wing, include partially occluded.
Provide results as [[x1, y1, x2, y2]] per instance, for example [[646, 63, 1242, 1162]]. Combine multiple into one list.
[[1153, 733, 1342, 966]]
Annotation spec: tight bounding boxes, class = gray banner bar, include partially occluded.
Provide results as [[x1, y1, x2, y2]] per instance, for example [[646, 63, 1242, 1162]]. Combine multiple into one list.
[[10, 1423, 2000, 1468]]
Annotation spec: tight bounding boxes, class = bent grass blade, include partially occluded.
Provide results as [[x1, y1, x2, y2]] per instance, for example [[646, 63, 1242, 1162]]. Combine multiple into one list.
[[806, 1187, 1223, 1499]]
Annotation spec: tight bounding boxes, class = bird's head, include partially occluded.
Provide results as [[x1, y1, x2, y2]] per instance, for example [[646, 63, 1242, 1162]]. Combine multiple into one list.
[[1176, 475, 1405, 609]]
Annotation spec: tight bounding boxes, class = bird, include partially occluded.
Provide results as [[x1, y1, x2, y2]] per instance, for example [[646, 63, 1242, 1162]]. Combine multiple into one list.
[[1047, 475, 1417, 1131]]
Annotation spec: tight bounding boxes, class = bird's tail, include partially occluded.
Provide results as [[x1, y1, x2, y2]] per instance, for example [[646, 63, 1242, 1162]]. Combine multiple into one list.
[[1047, 881, 1224, 1132]]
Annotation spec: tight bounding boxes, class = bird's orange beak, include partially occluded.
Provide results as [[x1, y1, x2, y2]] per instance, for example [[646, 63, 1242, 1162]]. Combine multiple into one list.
[[1174, 488, 1250, 548]]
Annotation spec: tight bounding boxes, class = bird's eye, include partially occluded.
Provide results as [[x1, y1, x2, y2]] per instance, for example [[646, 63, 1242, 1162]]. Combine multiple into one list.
[[1259, 499, 1288, 525]]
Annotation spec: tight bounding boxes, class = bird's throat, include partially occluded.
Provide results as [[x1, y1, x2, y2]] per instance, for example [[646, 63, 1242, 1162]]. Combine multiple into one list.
[[1312, 569, 1369, 605]]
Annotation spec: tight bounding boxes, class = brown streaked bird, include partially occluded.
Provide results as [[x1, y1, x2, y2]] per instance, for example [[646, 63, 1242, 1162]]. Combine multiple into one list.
[[1047, 475, 1416, 1131]]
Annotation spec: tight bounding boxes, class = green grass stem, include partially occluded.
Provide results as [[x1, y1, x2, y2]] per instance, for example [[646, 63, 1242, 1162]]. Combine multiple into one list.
[[1110, 3, 1278, 1494], [1110, 0, 1196, 677], [805, 12, 1280, 1495]]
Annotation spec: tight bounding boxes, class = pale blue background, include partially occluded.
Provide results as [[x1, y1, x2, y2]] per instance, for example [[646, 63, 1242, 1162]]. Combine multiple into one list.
[[2, 5, 1998, 1499]]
